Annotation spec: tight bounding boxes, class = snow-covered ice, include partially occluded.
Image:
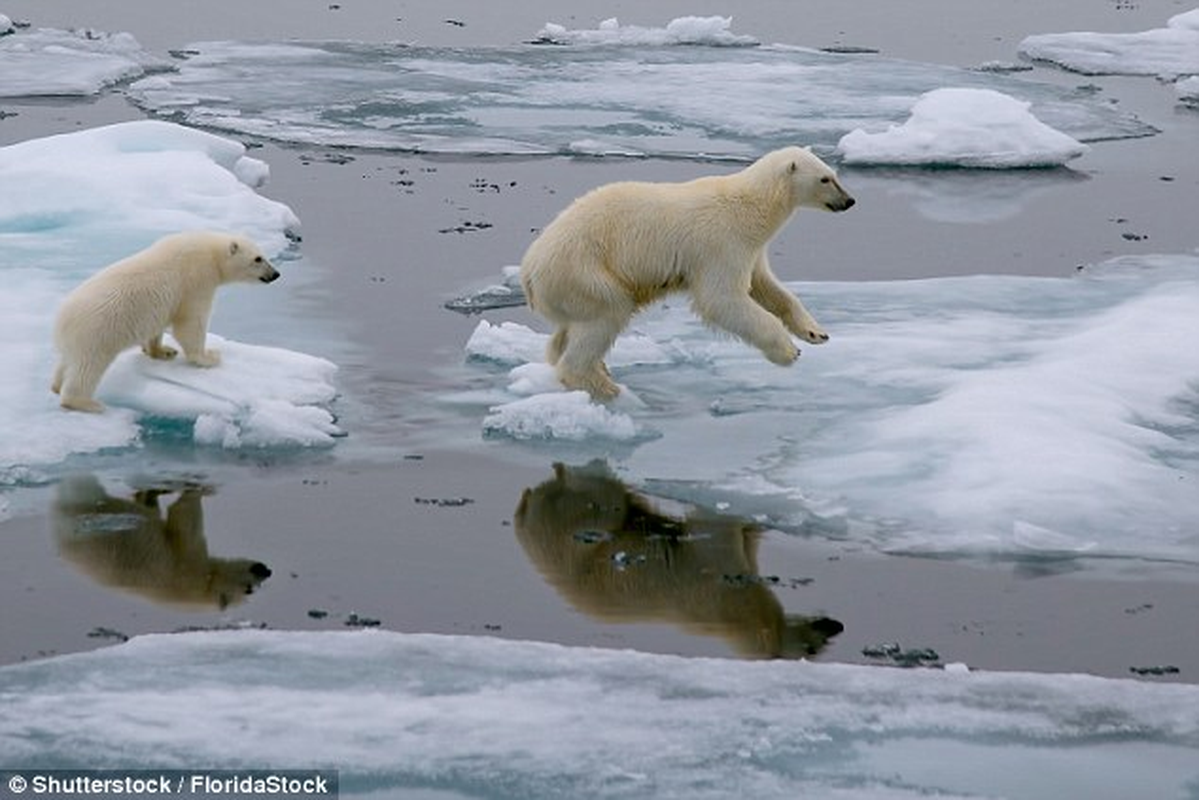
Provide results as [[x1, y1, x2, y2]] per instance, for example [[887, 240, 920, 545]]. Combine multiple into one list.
[[0, 121, 338, 488], [836, 87, 1089, 168], [533, 15, 760, 47], [124, 18, 1153, 163], [449, 255, 1199, 574], [1, 629, 1196, 799], [0, 21, 167, 97], [1020, 8, 1199, 78]]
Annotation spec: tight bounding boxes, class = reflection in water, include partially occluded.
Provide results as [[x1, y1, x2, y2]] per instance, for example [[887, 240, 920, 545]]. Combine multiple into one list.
[[51, 475, 271, 610], [515, 462, 843, 659]]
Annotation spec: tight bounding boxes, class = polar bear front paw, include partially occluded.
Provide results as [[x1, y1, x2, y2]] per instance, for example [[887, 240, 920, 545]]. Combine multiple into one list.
[[143, 342, 178, 360], [765, 339, 801, 366], [189, 349, 222, 368]]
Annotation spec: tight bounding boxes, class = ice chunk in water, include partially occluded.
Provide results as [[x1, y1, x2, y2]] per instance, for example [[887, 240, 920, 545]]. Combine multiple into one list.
[[1020, 8, 1199, 78], [837, 87, 1089, 168], [0, 23, 168, 97]]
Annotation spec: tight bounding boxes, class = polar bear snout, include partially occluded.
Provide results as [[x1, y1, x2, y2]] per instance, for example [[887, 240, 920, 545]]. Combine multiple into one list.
[[826, 195, 855, 212], [259, 264, 281, 283]]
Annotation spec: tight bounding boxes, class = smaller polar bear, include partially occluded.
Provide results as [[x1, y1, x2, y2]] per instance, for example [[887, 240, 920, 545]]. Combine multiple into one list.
[[51, 230, 280, 413], [520, 146, 855, 399]]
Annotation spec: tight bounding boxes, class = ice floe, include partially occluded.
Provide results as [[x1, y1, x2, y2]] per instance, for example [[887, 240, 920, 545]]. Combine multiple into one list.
[[0, 121, 337, 488], [1020, 8, 1199, 78], [1, 629, 1196, 799], [532, 15, 760, 47], [836, 87, 1089, 168], [449, 255, 1199, 573], [0, 20, 167, 97], [123, 18, 1153, 163]]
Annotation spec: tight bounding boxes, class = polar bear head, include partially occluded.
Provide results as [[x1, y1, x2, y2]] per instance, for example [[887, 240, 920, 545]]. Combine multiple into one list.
[[220, 234, 281, 284], [759, 146, 855, 213]]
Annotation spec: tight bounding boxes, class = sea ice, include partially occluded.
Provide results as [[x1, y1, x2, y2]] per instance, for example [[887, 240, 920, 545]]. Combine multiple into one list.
[[451, 255, 1199, 573], [1020, 8, 1199, 78], [0, 21, 167, 97], [836, 87, 1089, 168], [124, 18, 1153, 163], [532, 15, 760, 47], [0, 121, 336, 489], [1, 629, 1196, 799]]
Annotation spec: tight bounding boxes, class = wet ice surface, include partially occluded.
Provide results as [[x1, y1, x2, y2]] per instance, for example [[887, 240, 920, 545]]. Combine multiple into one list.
[[0, 22, 167, 97], [451, 255, 1199, 575], [123, 19, 1154, 162], [1, 629, 1196, 799], [0, 120, 340, 490], [1021, 8, 1199, 78]]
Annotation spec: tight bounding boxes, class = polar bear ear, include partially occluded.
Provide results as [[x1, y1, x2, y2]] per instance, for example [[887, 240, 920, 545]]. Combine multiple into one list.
[[228, 240, 240, 256]]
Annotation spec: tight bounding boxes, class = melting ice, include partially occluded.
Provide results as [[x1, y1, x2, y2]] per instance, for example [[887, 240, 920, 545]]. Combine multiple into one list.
[[451, 255, 1199, 573], [0, 121, 339, 489], [1021, 8, 1199, 79], [0, 20, 167, 97], [1, 629, 1197, 800], [124, 17, 1154, 162]]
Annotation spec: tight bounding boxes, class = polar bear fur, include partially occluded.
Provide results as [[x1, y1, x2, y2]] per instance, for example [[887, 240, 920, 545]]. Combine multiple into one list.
[[51, 230, 280, 413], [520, 146, 855, 399]]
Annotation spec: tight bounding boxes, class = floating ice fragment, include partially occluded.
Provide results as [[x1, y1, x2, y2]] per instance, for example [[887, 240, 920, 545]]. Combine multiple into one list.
[[102, 334, 341, 448], [532, 16, 760, 47], [836, 87, 1089, 168], [0, 23, 168, 97], [483, 390, 642, 442], [1020, 8, 1199, 77]]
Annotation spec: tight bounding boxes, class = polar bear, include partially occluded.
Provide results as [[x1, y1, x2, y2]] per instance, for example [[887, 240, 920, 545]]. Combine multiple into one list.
[[520, 146, 855, 399], [51, 230, 281, 413]]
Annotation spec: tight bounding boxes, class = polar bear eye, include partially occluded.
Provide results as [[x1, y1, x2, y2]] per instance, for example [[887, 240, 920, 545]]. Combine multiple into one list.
[[254, 256, 264, 263], [820, 177, 831, 184]]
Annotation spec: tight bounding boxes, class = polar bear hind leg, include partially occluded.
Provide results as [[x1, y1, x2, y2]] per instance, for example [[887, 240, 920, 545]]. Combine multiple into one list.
[[554, 316, 626, 400], [57, 356, 113, 413], [546, 327, 569, 366]]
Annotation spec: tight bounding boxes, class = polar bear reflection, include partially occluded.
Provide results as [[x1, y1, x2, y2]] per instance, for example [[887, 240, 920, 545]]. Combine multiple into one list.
[[52, 475, 270, 609], [515, 462, 843, 659]]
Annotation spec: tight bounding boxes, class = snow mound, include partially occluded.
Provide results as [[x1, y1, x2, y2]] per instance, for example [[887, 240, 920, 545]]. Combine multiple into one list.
[[837, 88, 1089, 168]]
